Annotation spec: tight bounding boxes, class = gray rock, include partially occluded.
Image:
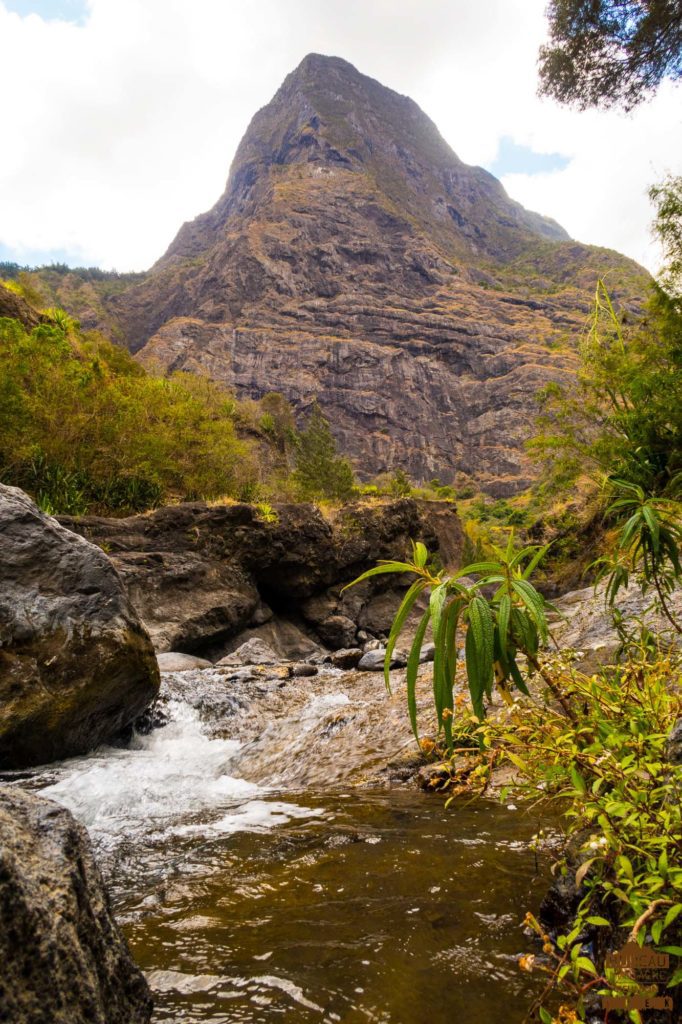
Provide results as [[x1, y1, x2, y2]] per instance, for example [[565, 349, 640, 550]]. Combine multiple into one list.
[[420, 643, 436, 663], [216, 637, 280, 666], [249, 600, 274, 626], [331, 648, 363, 669], [291, 662, 319, 677], [300, 592, 338, 625], [357, 648, 407, 672], [0, 485, 159, 769], [217, 619, 321, 662], [363, 638, 383, 652], [551, 581, 682, 670], [0, 786, 153, 1023], [156, 652, 213, 673], [316, 614, 358, 649]]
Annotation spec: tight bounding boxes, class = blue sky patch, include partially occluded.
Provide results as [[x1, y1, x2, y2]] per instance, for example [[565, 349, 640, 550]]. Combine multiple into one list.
[[4, 0, 89, 25], [0, 241, 89, 269], [488, 136, 571, 178]]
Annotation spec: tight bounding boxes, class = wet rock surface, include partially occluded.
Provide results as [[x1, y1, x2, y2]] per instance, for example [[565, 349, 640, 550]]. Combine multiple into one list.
[[358, 648, 406, 671], [0, 786, 153, 1024], [0, 485, 159, 769], [331, 647, 363, 669]]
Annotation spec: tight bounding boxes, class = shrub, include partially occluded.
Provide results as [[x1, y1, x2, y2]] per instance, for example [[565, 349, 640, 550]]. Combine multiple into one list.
[[0, 315, 259, 514]]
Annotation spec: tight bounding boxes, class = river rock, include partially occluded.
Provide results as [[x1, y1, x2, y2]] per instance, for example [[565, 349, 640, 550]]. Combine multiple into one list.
[[357, 648, 407, 672], [216, 637, 279, 666], [420, 643, 436, 664], [291, 662, 319, 677], [0, 786, 153, 1024], [316, 615, 357, 649], [331, 648, 363, 669], [217, 619, 322, 662], [0, 485, 159, 769], [363, 638, 383, 652], [157, 652, 213, 673]]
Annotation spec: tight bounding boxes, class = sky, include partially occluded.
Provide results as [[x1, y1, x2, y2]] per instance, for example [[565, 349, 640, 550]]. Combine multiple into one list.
[[0, 0, 680, 274]]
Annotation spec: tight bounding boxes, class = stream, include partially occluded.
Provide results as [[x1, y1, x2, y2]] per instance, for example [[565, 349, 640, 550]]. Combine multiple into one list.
[[13, 664, 550, 1023]]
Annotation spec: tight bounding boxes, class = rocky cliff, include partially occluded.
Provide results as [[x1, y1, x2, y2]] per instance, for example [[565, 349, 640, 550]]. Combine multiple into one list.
[[40, 54, 648, 494], [61, 498, 463, 659]]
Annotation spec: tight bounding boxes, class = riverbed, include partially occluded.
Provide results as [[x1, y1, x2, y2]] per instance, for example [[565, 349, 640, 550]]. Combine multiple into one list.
[[14, 667, 550, 1022]]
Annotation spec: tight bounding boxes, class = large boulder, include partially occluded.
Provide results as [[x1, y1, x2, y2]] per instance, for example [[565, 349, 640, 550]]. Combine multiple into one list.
[[0, 786, 152, 1024], [0, 485, 159, 768], [550, 581, 682, 671]]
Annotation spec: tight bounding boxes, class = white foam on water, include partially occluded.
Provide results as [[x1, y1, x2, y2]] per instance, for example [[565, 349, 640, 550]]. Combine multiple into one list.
[[300, 692, 351, 723], [41, 700, 322, 845]]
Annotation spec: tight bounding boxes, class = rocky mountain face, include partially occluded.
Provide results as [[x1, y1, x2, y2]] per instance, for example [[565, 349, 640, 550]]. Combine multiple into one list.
[[56, 54, 647, 494]]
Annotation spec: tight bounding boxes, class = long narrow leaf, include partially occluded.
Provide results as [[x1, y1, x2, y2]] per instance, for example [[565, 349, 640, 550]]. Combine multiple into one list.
[[468, 596, 495, 699], [406, 605, 431, 744], [498, 593, 512, 653], [511, 579, 549, 645], [522, 543, 551, 579], [455, 561, 502, 577], [430, 582, 450, 728], [384, 579, 426, 692], [341, 562, 418, 591], [509, 657, 531, 696], [465, 625, 485, 720]]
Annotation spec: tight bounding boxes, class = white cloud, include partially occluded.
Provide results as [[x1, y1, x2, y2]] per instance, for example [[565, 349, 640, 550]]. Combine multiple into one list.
[[0, 0, 678, 272]]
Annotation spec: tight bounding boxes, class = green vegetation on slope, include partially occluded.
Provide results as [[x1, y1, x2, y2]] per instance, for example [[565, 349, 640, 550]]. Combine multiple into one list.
[[0, 294, 363, 515], [0, 314, 258, 514]]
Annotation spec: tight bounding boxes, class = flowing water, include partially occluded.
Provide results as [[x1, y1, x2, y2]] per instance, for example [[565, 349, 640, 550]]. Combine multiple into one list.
[[13, 666, 550, 1023]]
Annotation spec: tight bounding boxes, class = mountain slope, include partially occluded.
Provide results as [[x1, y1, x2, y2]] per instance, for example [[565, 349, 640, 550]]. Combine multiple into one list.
[[45, 54, 650, 494]]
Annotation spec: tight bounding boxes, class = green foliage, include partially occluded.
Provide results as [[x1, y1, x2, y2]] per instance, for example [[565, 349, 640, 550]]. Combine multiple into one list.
[[479, 649, 682, 1020], [539, 1, 682, 110], [0, 314, 259, 514], [254, 501, 278, 523], [344, 535, 561, 753], [387, 467, 413, 497], [593, 478, 682, 632], [293, 400, 356, 501], [258, 391, 298, 454], [650, 174, 682, 299], [531, 280, 682, 499]]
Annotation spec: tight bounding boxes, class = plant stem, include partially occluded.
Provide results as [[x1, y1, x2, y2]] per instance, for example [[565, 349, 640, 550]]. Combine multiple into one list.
[[527, 653, 579, 723], [653, 571, 682, 634]]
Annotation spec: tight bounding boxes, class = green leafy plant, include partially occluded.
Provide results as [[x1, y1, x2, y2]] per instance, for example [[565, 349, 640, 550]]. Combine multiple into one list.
[[475, 649, 682, 1022], [531, 279, 682, 500], [344, 535, 570, 753], [594, 477, 682, 634], [293, 400, 356, 501], [254, 501, 278, 523]]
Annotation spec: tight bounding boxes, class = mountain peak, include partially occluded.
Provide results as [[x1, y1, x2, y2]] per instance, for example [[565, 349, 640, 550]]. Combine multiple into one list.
[[157, 52, 568, 276], [101, 56, 645, 495]]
